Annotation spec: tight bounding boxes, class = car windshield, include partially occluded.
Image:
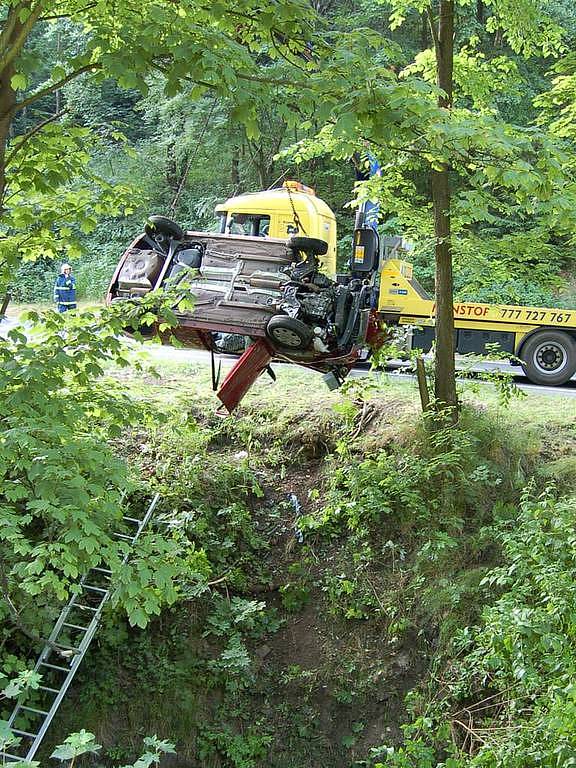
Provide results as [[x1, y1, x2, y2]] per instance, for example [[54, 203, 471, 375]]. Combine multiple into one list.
[[229, 213, 270, 237]]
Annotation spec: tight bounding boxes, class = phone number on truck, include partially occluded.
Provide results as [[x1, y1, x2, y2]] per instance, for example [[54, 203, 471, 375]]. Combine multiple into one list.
[[499, 308, 574, 323]]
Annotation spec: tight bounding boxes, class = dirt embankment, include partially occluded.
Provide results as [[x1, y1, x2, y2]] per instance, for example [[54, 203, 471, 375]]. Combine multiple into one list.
[[49, 367, 576, 767]]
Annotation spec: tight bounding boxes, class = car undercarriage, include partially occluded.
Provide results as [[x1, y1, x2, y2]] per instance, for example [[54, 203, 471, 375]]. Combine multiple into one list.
[[107, 216, 378, 412]]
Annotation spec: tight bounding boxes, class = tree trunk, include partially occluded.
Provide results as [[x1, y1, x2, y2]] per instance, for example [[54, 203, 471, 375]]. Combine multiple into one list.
[[55, 30, 61, 114], [431, 167, 457, 411], [476, 0, 484, 24], [421, 12, 429, 50], [0, 96, 15, 216], [430, 0, 458, 417], [256, 145, 267, 189], [0, 65, 17, 216], [0, 1, 40, 213], [231, 146, 240, 192], [166, 141, 178, 191]]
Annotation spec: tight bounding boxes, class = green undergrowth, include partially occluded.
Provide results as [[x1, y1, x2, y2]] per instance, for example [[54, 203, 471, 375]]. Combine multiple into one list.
[[44, 362, 575, 768]]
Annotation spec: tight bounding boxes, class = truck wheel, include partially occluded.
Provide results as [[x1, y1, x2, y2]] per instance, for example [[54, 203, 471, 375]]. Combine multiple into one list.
[[288, 236, 328, 256], [266, 315, 313, 350], [520, 330, 576, 386], [145, 215, 184, 240]]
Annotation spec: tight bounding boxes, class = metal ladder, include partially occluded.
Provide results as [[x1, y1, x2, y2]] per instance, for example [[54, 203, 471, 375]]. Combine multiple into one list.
[[0, 493, 160, 763]]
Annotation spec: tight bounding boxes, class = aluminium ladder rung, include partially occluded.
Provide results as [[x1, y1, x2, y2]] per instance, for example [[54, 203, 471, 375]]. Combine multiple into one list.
[[20, 706, 50, 716], [113, 533, 135, 541], [38, 662, 72, 672], [12, 729, 38, 738], [62, 622, 90, 631], [82, 584, 108, 594], [38, 685, 59, 693], [1, 753, 26, 760], [72, 603, 99, 611], [92, 567, 112, 574], [123, 516, 143, 524], [53, 643, 81, 652]]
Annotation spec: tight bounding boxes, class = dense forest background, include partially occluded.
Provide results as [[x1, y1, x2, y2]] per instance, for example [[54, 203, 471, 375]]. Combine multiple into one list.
[[9, 0, 576, 310]]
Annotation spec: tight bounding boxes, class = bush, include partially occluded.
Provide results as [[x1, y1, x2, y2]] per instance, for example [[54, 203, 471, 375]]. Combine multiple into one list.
[[10, 259, 57, 303], [367, 492, 576, 768]]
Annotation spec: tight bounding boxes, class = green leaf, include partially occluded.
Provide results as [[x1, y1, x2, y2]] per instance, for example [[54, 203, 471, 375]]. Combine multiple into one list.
[[0, 720, 19, 750], [10, 74, 27, 91], [128, 607, 149, 629], [51, 65, 67, 82], [50, 730, 101, 760], [6, 761, 39, 768]]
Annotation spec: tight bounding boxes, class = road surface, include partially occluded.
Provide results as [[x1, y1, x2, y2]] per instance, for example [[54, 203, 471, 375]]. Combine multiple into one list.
[[138, 343, 576, 398], [1, 316, 575, 398]]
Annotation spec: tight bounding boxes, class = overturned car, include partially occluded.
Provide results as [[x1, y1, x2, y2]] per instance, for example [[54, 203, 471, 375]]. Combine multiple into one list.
[[107, 215, 380, 412]]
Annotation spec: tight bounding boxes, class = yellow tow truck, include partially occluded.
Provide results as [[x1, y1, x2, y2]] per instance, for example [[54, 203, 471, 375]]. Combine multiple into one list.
[[109, 181, 576, 411], [216, 181, 576, 387], [377, 257, 576, 385]]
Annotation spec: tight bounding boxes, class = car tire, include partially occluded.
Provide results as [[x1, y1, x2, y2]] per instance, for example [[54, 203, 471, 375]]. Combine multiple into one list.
[[288, 236, 328, 256], [266, 315, 313, 350], [520, 330, 576, 386], [145, 215, 184, 240]]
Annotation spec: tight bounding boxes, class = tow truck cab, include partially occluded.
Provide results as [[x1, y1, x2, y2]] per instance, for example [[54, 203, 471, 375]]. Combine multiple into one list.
[[215, 181, 337, 277]]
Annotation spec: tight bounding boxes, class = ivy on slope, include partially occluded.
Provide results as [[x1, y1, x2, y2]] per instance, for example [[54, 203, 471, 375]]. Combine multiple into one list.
[[368, 492, 576, 768]]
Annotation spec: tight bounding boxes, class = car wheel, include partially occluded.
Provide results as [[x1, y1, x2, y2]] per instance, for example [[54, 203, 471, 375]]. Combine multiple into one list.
[[145, 215, 184, 240], [520, 330, 576, 386], [288, 236, 328, 256], [266, 315, 313, 350]]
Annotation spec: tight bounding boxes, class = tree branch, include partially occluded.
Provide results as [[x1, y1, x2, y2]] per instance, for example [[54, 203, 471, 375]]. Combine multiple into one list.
[[5, 109, 67, 169], [13, 63, 102, 114], [40, 2, 98, 21], [0, 1, 25, 53], [426, 5, 440, 55], [270, 33, 312, 74], [150, 50, 308, 93], [236, 71, 307, 88], [0, 0, 47, 77]]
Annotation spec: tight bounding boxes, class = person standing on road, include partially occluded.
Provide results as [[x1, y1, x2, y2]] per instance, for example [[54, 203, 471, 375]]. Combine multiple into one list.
[[53, 263, 77, 313]]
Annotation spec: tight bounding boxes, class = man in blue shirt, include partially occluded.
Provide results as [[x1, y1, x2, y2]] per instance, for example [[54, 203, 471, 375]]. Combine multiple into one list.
[[53, 263, 77, 312]]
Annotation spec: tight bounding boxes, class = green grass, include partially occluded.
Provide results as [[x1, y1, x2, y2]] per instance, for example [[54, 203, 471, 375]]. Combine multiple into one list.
[[5, 298, 105, 316]]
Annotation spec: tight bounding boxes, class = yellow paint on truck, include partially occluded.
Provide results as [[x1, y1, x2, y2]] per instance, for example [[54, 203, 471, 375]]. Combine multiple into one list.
[[378, 258, 576, 352]]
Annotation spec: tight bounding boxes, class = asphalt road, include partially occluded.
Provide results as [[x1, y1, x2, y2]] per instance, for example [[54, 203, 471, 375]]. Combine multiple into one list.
[[2, 316, 575, 398], [139, 343, 576, 398]]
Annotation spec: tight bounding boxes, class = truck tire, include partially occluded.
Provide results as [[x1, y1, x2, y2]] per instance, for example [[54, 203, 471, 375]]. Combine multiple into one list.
[[287, 236, 328, 256], [520, 330, 576, 386], [145, 215, 184, 240], [266, 315, 313, 350]]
